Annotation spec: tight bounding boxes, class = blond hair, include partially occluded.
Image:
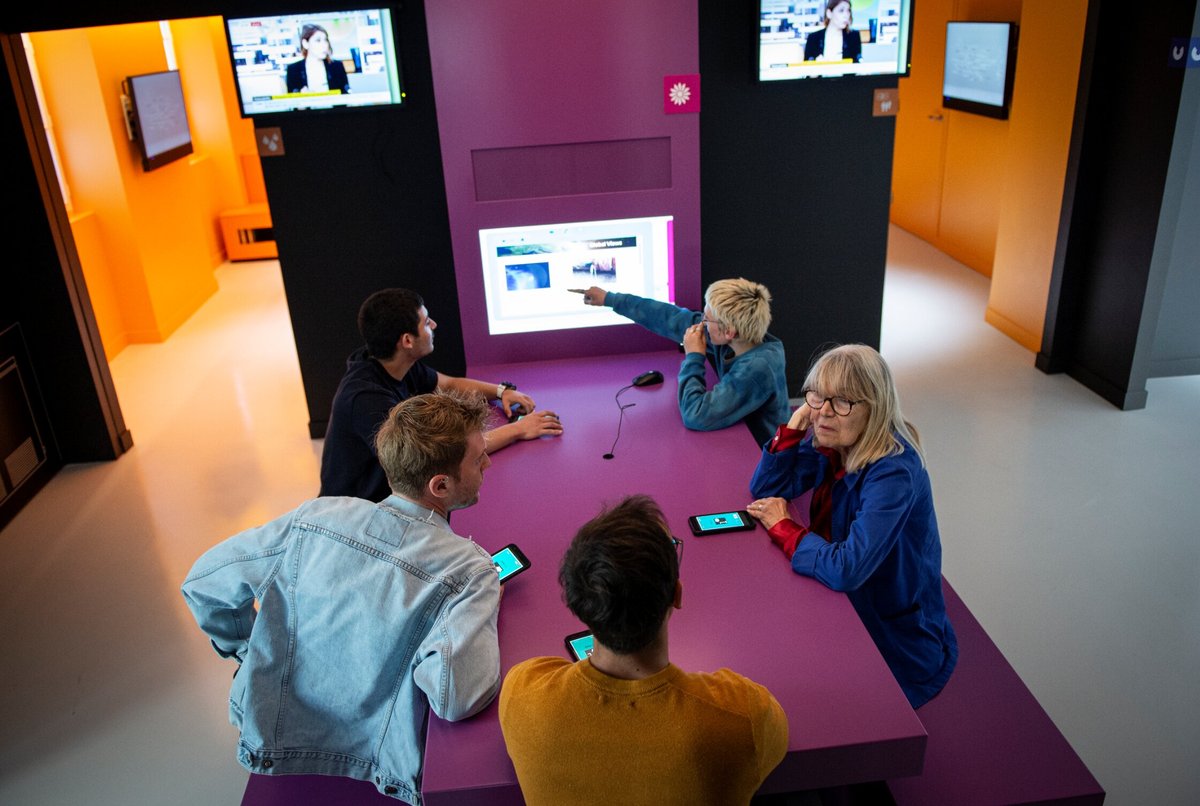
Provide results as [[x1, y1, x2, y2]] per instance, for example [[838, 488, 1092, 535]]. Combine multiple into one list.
[[803, 344, 923, 474], [375, 390, 490, 498], [704, 278, 772, 344]]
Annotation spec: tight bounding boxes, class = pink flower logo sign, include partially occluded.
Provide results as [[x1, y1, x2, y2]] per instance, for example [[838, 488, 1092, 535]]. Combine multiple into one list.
[[663, 74, 700, 115]]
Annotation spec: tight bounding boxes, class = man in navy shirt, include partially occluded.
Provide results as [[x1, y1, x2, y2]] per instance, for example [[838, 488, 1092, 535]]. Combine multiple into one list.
[[320, 288, 563, 501]]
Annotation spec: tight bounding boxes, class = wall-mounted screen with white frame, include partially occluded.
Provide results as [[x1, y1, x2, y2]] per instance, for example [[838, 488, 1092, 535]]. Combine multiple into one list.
[[124, 70, 193, 171], [479, 216, 674, 336], [942, 21, 1018, 119]]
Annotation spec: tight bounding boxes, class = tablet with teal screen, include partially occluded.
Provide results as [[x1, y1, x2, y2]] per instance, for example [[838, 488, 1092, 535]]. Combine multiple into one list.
[[565, 630, 594, 661], [688, 510, 753, 536], [491, 544, 530, 583]]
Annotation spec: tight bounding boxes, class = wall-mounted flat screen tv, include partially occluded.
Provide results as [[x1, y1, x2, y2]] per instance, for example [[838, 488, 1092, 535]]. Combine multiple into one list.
[[478, 216, 675, 336], [223, 8, 404, 117], [124, 70, 193, 172], [759, 0, 913, 81], [942, 21, 1018, 119]]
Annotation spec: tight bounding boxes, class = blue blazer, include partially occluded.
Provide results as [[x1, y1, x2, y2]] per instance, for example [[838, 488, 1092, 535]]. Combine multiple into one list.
[[751, 433, 957, 707]]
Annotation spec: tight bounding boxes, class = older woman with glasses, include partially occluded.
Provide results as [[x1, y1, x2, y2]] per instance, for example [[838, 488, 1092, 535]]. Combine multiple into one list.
[[745, 344, 956, 708]]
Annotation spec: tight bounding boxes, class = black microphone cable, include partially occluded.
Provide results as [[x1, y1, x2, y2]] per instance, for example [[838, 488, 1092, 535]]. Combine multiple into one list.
[[602, 384, 636, 460]]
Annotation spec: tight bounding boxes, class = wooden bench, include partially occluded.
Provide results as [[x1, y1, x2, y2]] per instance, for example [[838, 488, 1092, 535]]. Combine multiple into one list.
[[886, 578, 1105, 805], [219, 203, 277, 261]]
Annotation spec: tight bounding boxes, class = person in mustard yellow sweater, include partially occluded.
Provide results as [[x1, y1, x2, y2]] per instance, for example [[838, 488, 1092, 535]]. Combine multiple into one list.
[[499, 495, 788, 805]]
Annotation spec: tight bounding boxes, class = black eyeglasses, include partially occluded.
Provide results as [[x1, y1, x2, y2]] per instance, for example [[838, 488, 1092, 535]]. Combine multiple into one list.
[[670, 535, 684, 570], [803, 390, 862, 416]]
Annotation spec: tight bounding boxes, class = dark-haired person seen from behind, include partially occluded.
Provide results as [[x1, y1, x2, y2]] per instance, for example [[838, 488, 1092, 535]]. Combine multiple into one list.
[[320, 288, 563, 501], [804, 1, 863, 63], [747, 344, 956, 708], [182, 391, 502, 803], [578, 278, 789, 446], [500, 495, 788, 804], [285, 23, 350, 94]]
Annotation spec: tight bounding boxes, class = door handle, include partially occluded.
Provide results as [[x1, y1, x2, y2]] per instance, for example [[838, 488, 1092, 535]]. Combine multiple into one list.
[[928, 114, 944, 121]]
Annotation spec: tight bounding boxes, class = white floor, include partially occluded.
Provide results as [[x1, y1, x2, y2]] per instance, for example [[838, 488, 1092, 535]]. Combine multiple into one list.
[[1, 228, 1197, 804]]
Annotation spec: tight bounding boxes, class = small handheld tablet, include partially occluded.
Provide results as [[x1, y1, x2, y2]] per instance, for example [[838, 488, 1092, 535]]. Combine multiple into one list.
[[491, 544, 531, 584], [564, 630, 594, 661], [688, 510, 754, 536]]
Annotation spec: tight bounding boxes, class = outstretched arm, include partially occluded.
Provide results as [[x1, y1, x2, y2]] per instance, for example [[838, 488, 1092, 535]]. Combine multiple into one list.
[[580, 288, 700, 342], [436, 373, 535, 418], [481, 410, 563, 453]]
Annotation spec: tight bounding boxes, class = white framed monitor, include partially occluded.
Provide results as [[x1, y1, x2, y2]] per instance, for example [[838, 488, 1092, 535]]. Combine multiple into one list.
[[478, 215, 674, 336], [942, 21, 1018, 119], [123, 70, 193, 171]]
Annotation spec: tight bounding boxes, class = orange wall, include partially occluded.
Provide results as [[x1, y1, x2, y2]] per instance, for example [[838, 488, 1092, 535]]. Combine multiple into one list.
[[170, 17, 254, 262], [891, 0, 1086, 351], [892, 0, 1021, 278], [83, 22, 217, 343], [939, 0, 1022, 277], [69, 210, 127, 357], [198, 16, 267, 205], [891, 0, 951, 241], [28, 18, 264, 359], [986, 1, 1088, 351], [31, 27, 159, 347]]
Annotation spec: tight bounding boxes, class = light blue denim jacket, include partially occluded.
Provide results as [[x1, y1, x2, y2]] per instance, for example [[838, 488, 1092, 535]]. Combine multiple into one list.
[[606, 291, 791, 445], [181, 495, 501, 804]]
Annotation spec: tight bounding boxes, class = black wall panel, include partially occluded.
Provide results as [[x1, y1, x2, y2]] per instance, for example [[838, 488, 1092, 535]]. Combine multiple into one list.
[[699, 0, 897, 395], [2, 39, 124, 466], [258, 0, 463, 437], [1038, 0, 1193, 409]]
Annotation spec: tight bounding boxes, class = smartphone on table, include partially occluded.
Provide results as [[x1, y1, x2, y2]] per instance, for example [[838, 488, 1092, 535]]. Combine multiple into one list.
[[491, 544, 531, 584], [687, 510, 754, 536]]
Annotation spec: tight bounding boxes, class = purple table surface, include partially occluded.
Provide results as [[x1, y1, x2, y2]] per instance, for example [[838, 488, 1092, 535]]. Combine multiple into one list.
[[420, 351, 926, 803]]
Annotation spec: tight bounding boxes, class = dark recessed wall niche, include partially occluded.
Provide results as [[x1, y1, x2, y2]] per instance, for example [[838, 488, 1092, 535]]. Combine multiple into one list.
[[699, 0, 897, 395]]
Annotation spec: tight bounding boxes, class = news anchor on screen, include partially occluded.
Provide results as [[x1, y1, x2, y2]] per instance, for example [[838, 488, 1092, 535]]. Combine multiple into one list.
[[285, 24, 350, 94], [804, 0, 863, 63]]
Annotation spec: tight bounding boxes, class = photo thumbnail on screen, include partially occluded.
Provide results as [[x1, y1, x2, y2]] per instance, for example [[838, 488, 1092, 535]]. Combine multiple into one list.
[[223, 8, 404, 116], [479, 216, 674, 336], [758, 0, 912, 81]]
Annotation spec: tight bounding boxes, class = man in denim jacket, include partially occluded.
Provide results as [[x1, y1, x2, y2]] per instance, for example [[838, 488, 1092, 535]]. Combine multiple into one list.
[[183, 391, 501, 804]]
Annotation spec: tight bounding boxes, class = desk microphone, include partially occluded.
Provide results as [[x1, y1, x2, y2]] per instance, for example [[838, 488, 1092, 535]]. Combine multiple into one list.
[[603, 371, 663, 459], [603, 384, 635, 460]]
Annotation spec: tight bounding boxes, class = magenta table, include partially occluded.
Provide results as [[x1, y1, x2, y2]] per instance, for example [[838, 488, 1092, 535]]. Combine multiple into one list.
[[419, 350, 926, 803]]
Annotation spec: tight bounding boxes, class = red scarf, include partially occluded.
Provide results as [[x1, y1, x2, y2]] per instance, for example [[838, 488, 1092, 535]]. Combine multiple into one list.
[[763, 426, 844, 558], [808, 446, 844, 542]]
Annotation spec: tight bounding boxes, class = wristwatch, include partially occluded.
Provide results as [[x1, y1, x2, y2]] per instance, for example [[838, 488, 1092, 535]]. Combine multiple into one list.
[[496, 381, 517, 399]]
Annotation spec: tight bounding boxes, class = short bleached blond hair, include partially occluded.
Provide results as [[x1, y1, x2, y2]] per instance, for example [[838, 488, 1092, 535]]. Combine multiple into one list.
[[704, 278, 772, 344]]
